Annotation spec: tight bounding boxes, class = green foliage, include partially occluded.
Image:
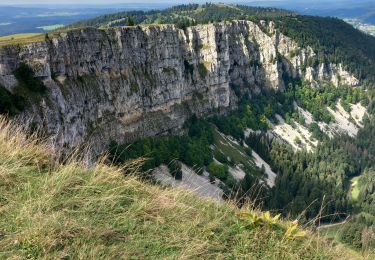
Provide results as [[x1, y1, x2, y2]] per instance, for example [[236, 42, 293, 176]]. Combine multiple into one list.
[[198, 63, 208, 79], [109, 116, 214, 172], [284, 81, 366, 123], [308, 122, 324, 140], [162, 67, 177, 75], [237, 211, 280, 229], [268, 139, 354, 220], [245, 132, 272, 163], [214, 149, 233, 166], [67, 4, 293, 30], [126, 16, 135, 26], [356, 169, 375, 215], [237, 211, 305, 240], [207, 162, 229, 181], [294, 136, 301, 146], [340, 99, 351, 113], [284, 222, 306, 240], [211, 100, 270, 140], [0, 33, 45, 48], [168, 160, 182, 180], [332, 214, 375, 251], [129, 81, 140, 94]]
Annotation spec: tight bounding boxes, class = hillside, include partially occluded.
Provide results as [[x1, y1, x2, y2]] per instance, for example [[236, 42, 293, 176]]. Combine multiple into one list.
[[0, 117, 363, 259], [1, 3, 375, 256], [65, 3, 294, 29]]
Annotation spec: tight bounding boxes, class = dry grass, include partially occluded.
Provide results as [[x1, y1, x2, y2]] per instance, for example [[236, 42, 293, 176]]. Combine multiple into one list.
[[0, 116, 364, 259], [0, 33, 46, 48]]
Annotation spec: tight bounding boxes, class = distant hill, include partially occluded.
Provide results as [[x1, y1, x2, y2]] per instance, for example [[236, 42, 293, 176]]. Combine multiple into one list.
[[66, 3, 295, 29]]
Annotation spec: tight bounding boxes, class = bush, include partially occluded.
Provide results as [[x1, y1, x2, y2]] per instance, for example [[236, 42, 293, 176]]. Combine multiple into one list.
[[207, 162, 229, 181], [308, 122, 324, 140], [198, 63, 208, 79], [340, 99, 351, 113], [294, 136, 302, 145], [214, 150, 229, 164], [168, 160, 183, 180]]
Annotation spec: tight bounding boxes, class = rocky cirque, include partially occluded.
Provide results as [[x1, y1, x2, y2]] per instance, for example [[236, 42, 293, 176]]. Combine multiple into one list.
[[0, 20, 359, 156]]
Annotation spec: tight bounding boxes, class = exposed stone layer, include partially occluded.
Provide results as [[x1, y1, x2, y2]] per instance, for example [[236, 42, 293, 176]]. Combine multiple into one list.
[[0, 21, 359, 155]]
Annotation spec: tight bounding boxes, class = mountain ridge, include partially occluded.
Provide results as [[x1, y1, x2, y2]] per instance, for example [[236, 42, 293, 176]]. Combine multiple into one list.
[[0, 20, 359, 157]]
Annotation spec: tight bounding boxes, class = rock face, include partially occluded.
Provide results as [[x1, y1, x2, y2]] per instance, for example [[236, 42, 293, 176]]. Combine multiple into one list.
[[0, 21, 359, 156]]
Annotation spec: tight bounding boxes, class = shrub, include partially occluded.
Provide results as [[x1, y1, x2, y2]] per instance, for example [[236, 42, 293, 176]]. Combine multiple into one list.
[[198, 63, 208, 79], [168, 160, 183, 180], [207, 162, 228, 181], [214, 150, 229, 164], [294, 136, 302, 146], [162, 67, 177, 75]]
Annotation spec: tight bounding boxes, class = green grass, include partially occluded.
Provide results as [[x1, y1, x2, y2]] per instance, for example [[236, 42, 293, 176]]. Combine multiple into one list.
[[0, 29, 76, 47], [198, 62, 210, 79], [351, 176, 361, 200], [213, 128, 260, 175], [319, 226, 342, 243], [0, 33, 45, 47], [0, 117, 362, 259], [319, 225, 368, 258]]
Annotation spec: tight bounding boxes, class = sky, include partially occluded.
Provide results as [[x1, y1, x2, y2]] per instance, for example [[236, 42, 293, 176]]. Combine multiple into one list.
[[0, 0, 291, 5], [0, 0, 369, 8]]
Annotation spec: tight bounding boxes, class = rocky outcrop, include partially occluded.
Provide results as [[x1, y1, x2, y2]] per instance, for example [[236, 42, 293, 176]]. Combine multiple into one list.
[[0, 21, 359, 156]]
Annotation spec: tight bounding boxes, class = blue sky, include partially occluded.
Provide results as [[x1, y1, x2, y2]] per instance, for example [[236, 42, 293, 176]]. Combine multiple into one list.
[[0, 0, 368, 7], [0, 0, 291, 5]]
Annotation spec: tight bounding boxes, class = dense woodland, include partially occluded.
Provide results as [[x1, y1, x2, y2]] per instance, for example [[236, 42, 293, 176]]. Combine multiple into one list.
[[66, 4, 293, 29]]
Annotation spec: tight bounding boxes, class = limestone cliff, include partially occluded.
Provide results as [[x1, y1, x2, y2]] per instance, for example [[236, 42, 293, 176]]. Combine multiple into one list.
[[0, 20, 359, 155]]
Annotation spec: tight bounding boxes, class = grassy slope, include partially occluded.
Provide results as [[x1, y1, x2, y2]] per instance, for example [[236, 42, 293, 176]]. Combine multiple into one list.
[[351, 176, 361, 200], [0, 117, 361, 259], [0, 33, 44, 48], [213, 128, 256, 171]]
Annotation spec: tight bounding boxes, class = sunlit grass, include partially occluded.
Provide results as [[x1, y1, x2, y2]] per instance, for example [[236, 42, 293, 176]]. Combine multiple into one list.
[[0, 116, 365, 259], [350, 176, 361, 200], [0, 33, 45, 47]]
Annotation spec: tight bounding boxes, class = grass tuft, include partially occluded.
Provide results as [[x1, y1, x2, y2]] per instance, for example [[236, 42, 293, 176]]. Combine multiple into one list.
[[0, 116, 363, 259]]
